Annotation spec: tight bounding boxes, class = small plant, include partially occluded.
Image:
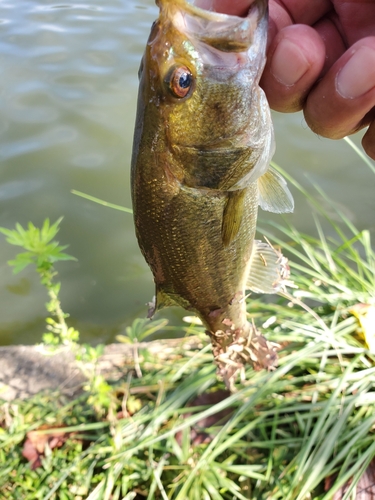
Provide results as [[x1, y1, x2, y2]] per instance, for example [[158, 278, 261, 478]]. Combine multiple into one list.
[[116, 317, 169, 344], [75, 344, 114, 415], [0, 218, 79, 346], [0, 218, 114, 416]]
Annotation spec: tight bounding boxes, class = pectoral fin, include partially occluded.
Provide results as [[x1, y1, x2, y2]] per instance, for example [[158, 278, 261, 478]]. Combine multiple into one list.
[[221, 189, 246, 247], [258, 167, 294, 214], [247, 240, 291, 293]]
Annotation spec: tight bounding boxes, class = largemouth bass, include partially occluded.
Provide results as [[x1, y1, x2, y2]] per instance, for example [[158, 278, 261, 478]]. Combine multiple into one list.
[[131, 0, 293, 383]]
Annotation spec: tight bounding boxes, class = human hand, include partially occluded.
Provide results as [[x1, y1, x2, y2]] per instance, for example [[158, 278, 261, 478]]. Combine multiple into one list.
[[195, 0, 375, 160]]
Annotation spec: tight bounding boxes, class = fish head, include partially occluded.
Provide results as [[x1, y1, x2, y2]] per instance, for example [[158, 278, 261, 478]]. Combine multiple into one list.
[[138, 0, 269, 163]]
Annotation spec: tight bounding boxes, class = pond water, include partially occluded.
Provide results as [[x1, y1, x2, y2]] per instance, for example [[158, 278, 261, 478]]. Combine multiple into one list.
[[1, 0, 374, 345]]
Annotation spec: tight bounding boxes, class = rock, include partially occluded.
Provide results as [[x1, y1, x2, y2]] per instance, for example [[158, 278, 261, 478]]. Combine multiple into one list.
[[0, 336, 203, 401]]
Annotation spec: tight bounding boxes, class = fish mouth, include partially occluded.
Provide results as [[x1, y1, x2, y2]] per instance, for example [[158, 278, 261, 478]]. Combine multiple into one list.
[[157, 0, 268, 53]]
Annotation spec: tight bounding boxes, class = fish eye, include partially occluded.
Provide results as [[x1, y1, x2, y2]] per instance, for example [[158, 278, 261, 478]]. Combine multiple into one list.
[[167, 65, 193, 98]]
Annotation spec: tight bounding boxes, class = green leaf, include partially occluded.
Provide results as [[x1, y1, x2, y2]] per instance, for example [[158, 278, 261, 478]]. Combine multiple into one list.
[[8, 252, 36, 273], [0, 227, 25, 246], [42, 332, 60, 345]]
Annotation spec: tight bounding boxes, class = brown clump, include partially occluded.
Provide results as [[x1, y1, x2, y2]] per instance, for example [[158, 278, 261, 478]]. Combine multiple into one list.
[[209, 322, 279, 390], [22, 425, 74, 470]]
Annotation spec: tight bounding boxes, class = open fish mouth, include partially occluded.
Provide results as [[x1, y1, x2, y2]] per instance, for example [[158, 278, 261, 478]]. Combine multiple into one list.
[[157, 0, 268, 53]]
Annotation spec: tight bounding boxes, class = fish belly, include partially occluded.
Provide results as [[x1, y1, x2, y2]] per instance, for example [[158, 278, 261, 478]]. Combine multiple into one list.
[[133, 164, 258, 333]]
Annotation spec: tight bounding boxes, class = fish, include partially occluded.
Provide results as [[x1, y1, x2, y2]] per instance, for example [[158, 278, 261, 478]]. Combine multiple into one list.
[[131, 0, 293, 384]]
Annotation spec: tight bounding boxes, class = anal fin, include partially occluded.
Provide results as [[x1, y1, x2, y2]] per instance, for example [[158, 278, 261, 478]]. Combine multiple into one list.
[[247, 240, 291, 293], [221, 189, 246, 247]]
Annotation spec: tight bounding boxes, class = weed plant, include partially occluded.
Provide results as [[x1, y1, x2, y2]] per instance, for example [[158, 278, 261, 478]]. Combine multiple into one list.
[[0, 141, 375, 499], [0, 218, 78, 346]]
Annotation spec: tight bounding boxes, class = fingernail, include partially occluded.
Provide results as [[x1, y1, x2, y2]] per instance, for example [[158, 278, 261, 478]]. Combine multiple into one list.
[[337, 46, 375, 99], [270, 38, 310, 86]]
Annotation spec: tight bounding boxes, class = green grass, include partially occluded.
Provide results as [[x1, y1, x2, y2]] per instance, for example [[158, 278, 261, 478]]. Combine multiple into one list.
[[1, 321, 374, 499], [1, 141, 375, 499]]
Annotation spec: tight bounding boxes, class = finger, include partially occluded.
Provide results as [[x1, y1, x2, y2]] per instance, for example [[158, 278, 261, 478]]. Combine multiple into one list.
[[304, 37, 375, 139], [314, 15, 346, 76], [194, 0, 252, 16], [362, 119, 375, 161], [260, 25, 326, 112], [332, 0, 375, 46], [195, 0, 332, 24], [268, 0, 332, 43]]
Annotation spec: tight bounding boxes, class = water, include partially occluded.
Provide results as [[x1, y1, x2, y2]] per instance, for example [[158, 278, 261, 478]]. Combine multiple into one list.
[[0, 0, 374, 345]]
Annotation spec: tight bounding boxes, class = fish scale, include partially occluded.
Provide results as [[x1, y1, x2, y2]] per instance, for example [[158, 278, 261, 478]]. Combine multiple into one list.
[[131, 0, 294, 383]]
